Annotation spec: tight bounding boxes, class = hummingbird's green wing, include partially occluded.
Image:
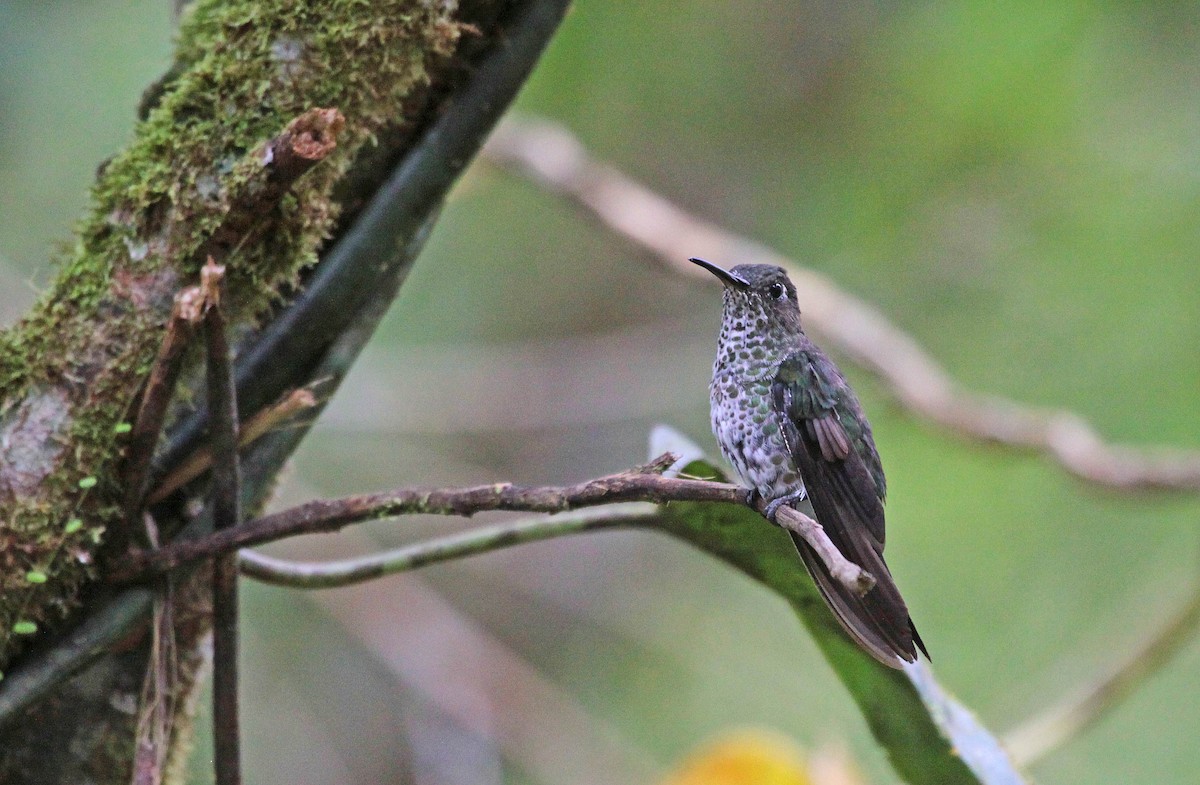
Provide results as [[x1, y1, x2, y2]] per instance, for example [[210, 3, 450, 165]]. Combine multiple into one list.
[[772, 351, 926, 666], [772, 351, 888, 544]]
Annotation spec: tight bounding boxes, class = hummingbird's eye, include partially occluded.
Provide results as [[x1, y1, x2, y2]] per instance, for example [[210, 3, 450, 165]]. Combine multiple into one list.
[[768, 282, 787, 300]]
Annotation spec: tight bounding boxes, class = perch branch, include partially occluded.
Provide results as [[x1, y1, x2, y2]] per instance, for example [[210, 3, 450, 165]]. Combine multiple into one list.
[[482, 117, 1200, 493], [775, 506, 875, 595], [108, 456, 873, 594], [1003, 583, 1200, 766], [112, 461, 733, 578]]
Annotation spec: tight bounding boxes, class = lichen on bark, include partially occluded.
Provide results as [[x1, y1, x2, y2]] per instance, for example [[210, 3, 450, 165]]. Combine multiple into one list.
[[0, 0, 463, 669]]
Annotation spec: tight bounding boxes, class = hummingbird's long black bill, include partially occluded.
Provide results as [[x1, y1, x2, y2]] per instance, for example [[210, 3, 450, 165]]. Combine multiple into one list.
[[690, 257, 750, 289]]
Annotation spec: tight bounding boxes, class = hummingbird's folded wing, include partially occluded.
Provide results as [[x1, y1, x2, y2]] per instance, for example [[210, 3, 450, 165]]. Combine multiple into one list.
[[771, 352, 926, 666]]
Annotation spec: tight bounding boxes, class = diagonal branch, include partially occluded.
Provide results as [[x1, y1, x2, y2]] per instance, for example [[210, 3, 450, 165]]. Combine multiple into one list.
[[1003, 583, 1200, 766], [482, 117, 1200, 493]]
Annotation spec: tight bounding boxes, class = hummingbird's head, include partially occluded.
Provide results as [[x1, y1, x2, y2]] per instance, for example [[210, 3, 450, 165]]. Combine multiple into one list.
[[689, 258, 802, 339]]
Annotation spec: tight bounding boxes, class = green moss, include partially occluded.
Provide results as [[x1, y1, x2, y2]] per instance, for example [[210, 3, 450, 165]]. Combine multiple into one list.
[[0, 0, 461, 666]]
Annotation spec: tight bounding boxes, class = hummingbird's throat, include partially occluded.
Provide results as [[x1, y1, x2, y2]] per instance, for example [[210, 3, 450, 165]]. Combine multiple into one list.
[[714, 300, 792, 380]]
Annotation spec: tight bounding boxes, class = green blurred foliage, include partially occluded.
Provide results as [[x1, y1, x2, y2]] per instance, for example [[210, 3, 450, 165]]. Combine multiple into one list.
[[3, 1, 1199, 783]]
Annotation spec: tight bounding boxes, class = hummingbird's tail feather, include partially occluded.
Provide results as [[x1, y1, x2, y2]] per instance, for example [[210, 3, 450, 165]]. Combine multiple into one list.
[[788, 531, 921, 669], [911, 617, 931, 661], [774, 385, 927, 668]]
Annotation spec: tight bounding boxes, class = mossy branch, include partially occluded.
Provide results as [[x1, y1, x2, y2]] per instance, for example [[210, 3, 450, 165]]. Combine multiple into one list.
[[0, 0, 461, 670]]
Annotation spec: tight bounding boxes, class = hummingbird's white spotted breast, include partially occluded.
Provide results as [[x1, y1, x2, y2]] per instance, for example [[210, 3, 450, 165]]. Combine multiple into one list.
[[709, 364, 804, 500]]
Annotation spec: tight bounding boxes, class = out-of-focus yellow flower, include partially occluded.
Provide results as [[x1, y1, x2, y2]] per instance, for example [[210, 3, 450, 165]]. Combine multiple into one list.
[[661, 730, 813, 785]]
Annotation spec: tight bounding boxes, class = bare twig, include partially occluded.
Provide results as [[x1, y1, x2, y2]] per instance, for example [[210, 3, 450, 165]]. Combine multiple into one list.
[[122, 286, 208, 521], [235, 499, 873, 595], [238, 504, 661, 588], [146, 387, 318, 505], [1003, 585, 1200, 766], [482, 117, 1200, 493], [110, 110, 337, 778], [202, 261, 242, 785]]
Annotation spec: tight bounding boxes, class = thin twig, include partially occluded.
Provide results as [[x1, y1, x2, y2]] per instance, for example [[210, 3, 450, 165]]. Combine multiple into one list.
[[202, 260, 242, 785], [238, 504, 661, 589], [132, 592, 175, 785], [116, 110, 338, 777], [146, 387, 318, 505], [482, 117, 1200, 493], [1003, 584, 1200, 766], [123, 285, 208, 521]]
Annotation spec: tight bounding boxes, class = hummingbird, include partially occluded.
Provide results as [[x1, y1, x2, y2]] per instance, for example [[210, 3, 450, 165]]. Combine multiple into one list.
[[691, 257, 927, 668]]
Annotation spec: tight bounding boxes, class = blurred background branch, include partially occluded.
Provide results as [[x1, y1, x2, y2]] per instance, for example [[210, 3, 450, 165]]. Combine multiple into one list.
[[483, 117, 1200, 493], [1004, 581, 1200, 767]]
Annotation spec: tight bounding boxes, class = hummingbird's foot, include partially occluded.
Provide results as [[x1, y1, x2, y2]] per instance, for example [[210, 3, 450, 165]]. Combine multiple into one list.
[[763, 489, 808, 524], [743, 487, 762, 508]]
